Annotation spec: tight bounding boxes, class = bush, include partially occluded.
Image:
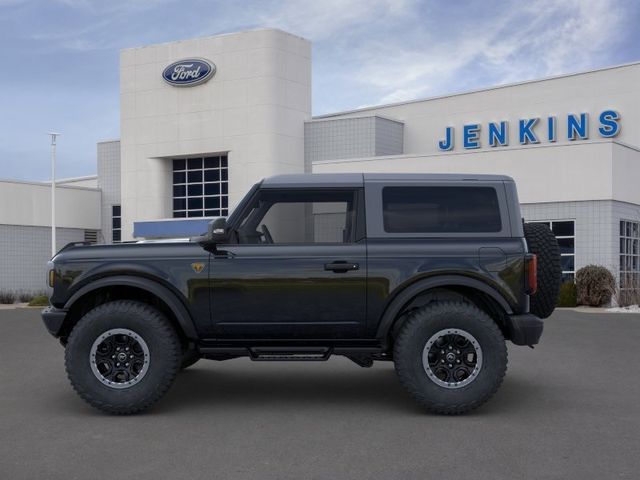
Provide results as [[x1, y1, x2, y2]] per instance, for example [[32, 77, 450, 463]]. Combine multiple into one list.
[[0, 290, 16, 304], [576, 265, 615, 307], [28, 295, 49, 307], [613, 275, 640, 307], [557, 281, 577, 307], [18, 291, 33, 303]]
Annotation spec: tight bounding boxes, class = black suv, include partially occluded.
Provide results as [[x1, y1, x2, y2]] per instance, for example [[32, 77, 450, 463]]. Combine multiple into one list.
[[42, 173, 561, 415]]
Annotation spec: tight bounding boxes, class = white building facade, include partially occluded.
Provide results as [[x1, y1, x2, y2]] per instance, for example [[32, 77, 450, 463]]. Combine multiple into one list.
[[2, 28, 639, 292]]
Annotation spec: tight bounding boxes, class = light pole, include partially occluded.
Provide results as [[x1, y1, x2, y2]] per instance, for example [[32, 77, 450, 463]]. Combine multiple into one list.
[[48, 132, 60, 257]]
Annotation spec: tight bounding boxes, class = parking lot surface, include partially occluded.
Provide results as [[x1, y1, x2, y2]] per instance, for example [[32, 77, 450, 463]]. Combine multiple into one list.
[[1, 308, 639, 479]]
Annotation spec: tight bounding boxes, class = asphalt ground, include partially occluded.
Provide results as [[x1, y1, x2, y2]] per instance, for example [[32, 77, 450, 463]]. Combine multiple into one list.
[[0, 308, 639, 480]]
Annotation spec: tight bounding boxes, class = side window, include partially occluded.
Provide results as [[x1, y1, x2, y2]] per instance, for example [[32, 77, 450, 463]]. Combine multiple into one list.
[[382, 186, 502, 233], [237, 190, 357, 244]]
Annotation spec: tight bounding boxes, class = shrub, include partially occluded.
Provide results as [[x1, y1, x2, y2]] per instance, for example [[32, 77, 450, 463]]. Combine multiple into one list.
[[557, 281, 577, 307], [18, 291, 33, 303], [0, 290, 16, 304], [613, 275, 640, 307], [576, 265, 615, 307], [28, 295, 49, 307]]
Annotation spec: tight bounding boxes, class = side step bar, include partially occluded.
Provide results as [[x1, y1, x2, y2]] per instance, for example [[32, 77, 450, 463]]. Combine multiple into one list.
[[249, 347, 332, 361]]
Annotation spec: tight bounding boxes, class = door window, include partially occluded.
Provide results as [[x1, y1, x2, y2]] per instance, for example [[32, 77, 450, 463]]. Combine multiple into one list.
[[236, 190, 357, 244]]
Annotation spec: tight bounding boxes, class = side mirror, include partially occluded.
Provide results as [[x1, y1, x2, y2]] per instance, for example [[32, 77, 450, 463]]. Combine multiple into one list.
[[194, 217, 228, 245]]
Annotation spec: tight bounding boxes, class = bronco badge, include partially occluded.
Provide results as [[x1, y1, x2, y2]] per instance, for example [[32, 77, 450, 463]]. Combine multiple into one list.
[[191, 262, 205, 273]]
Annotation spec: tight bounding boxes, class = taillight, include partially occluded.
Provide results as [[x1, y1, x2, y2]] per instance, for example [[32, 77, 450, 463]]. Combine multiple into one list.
[[526, 254, 537, 294]]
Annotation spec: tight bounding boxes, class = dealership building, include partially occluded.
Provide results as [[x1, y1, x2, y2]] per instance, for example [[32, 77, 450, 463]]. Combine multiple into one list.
[[1, 28, 639, 293]]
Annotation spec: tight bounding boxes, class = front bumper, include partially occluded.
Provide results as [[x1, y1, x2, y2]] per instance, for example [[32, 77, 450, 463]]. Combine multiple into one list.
[[507, 313, 543, 346], [42, 306, 68, 338]]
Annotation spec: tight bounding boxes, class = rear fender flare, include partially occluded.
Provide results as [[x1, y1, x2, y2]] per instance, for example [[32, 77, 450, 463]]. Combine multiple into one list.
[[375, 275, 513, 341]]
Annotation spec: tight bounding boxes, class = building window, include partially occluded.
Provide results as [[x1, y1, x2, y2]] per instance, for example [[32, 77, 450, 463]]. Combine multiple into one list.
[[112, 205, 121, 243], [530, 220, 575, 283], [620, 220, 640, 289], [172, 155, 229, 218]]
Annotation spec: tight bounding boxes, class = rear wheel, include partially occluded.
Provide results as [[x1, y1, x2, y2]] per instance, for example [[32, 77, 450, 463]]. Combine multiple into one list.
[[524, 222, 561, 319], [394, 301, 507, 415], [65, 300, 181, 414]]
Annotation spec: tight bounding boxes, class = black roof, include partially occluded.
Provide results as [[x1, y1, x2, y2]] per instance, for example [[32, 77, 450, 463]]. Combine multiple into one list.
[[261, 173, 513, 188]]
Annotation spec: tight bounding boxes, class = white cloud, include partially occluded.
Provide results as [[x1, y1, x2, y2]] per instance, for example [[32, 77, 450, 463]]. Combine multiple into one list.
[[328, 0, 627, 108]]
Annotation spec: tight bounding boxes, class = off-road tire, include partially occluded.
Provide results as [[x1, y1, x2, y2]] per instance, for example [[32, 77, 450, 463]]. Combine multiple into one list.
[[180, 345, 200, 370], [524, 222, 561, 319], [394, 301, 507, 415], [65, 300, 181, 415]]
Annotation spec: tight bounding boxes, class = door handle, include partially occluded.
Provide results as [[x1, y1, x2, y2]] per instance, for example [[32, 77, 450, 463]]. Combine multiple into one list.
[[324, 261, 359, 273]]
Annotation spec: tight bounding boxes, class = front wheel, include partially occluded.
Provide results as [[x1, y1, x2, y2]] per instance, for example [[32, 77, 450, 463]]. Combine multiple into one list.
[[65, 300, 182, 414], [394, 301, 507, 415]]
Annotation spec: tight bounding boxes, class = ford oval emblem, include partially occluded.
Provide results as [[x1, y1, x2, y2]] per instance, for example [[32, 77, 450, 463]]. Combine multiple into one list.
[[162, 58, 215, 87]]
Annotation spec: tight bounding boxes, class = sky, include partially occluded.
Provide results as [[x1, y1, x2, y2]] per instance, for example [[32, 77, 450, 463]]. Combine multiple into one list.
[[0, 0, 638, 181]]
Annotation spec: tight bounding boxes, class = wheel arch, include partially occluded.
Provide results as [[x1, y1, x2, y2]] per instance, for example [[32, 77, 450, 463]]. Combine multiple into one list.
[[59, 275, 198, 343], [376, 275, 513, 347]]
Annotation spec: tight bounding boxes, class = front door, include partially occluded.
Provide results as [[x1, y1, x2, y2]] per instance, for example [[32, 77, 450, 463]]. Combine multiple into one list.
[[210, 188, 366, 339]]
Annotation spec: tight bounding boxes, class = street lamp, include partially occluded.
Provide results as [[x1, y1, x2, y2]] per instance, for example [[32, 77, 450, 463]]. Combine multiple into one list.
[[48, 132, 60, 257]]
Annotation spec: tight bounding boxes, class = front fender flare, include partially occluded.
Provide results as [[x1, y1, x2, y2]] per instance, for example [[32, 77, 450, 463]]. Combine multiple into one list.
[[64, 275, 198, 340], [375, 275, 513, 341]]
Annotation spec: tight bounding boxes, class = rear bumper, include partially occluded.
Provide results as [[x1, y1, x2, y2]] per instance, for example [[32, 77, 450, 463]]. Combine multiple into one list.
[[41, 306, 68, 338], [506, 313, 543, 346]]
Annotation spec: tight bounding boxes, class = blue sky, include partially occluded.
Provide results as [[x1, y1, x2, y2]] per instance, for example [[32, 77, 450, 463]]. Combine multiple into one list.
[[1, 0, 638, 181]]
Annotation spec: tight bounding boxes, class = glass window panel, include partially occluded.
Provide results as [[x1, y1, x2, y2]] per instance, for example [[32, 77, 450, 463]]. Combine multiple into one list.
[[620, 221, 625, 236], [173, 211, 186, 218], [112, 205, 121, 216], [187, 210, 203, 218], [112, 230, 121, 242], [188, 184, 203, 196], [560, 255, 575, 272], [205, 197, 220, 209], [187, 170, 202, 183], [551, 221, 574, 237], [173, 159, 185, 171], [204, 183, 220, 195], [221, 183, 228, 194], [188, 198, 203, 210], [112, 218, 121, 229], [382, 186, 502, 233], [221, 157, 228, 168], [173, 185, 186, 197], [173, 171, 186, 184], [173, 198, 186, 210], [204, 156, 220, 168], [205, 209, 221, 217], [221, 169, 228, 181], [222, 197, 228, 208], [557, 237, 575, 255], [204, 169, 220, 182], [221, 209, 228, 216], [187, 158, 203, 170]]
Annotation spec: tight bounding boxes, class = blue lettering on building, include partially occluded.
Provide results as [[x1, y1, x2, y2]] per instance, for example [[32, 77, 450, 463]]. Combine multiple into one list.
[[598, 110, 621, 138], [463, 124, 480, 149], [548, 116, 557, 142], [488, 122, 508, 147], [437, 110, 621, 151], [438, 127, 454, 151], [519, 118, 539, 144], [567, 113, 588, 140]]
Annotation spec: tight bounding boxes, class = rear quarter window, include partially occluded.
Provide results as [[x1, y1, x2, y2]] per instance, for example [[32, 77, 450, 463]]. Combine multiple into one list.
[[382, 186, 502, 233]]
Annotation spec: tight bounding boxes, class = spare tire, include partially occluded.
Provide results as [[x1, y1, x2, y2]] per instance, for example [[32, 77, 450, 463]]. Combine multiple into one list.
[[524, 223, 561, 319]]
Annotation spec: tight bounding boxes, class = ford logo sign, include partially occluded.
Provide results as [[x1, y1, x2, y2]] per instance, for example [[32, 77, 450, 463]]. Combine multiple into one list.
[[162, 58, 215, 87]]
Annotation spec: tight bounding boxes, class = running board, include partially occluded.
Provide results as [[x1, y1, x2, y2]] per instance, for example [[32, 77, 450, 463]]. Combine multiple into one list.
[[249, 347, 332, 361]]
